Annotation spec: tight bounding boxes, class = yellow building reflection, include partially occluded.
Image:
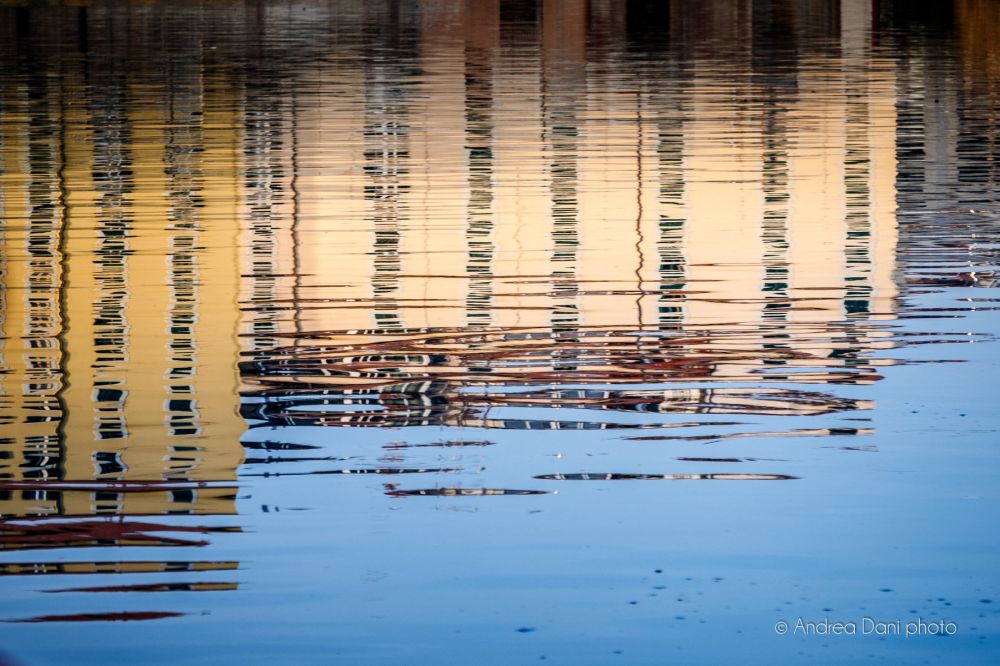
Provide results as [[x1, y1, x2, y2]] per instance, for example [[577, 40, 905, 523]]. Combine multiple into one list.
[[0, 0, 914, 452], [0, 0, 927, 500], [237, 0, 900, 412], [0, 39, 244, 520]]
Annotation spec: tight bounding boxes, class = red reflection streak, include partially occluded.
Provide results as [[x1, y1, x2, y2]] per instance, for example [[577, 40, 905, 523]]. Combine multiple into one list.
[[0, 519, 238, 550], [7, 611, 184, 623]]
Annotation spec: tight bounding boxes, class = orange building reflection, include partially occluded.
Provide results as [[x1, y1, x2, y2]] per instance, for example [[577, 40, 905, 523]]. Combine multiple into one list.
[[235, 0, 901, 433]]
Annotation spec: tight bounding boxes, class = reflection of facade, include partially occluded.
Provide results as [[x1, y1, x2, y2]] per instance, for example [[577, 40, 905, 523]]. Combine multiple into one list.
[[0, 5, 918, 459], [7, 0, 995, 540], [893, 0, 1000, 260], [1, 2, 917, 461], [249, 0, 899, 335], [237, 0, 901, 430], [0, 19, 244, 520]]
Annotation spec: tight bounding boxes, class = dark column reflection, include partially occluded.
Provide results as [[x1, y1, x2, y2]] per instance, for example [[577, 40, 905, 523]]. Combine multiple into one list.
[[464, 0, 499, 329]]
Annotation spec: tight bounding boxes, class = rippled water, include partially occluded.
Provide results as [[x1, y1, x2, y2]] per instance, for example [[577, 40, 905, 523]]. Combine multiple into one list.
[[1, 1, 999, 663]]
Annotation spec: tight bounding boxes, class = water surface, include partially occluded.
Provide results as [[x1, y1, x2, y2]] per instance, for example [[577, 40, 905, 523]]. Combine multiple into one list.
[[1, 1, 999, 663]]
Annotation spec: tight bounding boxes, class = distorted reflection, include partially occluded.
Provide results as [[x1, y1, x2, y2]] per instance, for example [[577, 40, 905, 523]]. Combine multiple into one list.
[[1, 0, 999, 637]]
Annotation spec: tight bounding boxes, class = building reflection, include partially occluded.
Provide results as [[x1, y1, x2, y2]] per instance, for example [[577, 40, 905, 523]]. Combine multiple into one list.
[[0, 5, 244, 607], [1, 0, 998, 620], [237, 0, 902, 434]]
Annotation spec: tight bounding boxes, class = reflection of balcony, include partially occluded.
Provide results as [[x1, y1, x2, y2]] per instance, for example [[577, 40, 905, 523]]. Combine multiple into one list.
[[240, 379, 872, 433], [0, 479, 240, 611], [466, 387, 874, 416], [8, 611, 187, 624], [0, 518, 240, 552], [239, 319, 886, 434], [0, 485, 241, 624], [241, 321, 891, 395]]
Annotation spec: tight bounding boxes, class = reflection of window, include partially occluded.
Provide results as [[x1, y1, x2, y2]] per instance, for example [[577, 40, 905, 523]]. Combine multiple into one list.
[[167, 488, 196, 514], [845, 299, 870, 314], [93, 451, 126, 476], [94, 388, 125, 403], [96, 418, 127, 439], [19, 435, 59, 479], [93, 388, 127, 438], [167, 398, 200, 437], [93, 490, 122, 514], [21, 452, 54, 469], [170, 489, 195, 503]]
